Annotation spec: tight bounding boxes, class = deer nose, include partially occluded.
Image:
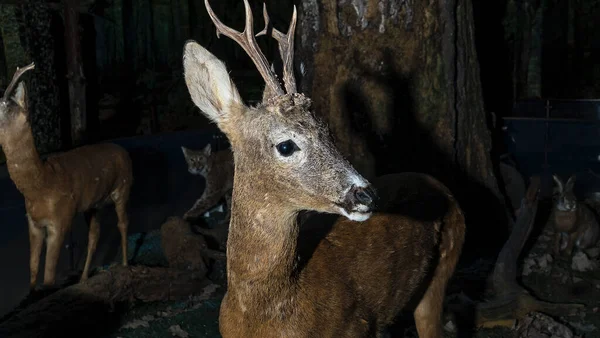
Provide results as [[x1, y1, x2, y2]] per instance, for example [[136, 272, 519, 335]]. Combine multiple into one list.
[[349, 185, 377, 210]]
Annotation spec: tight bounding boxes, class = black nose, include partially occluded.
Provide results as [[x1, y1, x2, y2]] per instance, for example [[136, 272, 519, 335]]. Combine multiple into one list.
[[351, 186, 377, 209]]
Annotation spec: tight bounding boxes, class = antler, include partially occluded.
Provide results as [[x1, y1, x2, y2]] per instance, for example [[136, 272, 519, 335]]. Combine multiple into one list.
[[2, 62, 35, 102], [204, 0, 284, 97], [257, 4, 297, 94]]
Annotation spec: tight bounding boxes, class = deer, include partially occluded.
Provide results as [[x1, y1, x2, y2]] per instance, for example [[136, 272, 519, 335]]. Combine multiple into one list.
[[181, 1, 466, 336], [0, 63, 133, 289]]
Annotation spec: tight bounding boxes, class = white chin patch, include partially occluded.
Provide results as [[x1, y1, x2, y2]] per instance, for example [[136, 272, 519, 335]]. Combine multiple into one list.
[[338, 207, 372, 222]]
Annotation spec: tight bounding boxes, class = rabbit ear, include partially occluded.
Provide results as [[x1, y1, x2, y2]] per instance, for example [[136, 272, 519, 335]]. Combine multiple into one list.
[[565, 175, 577, 191], [553, 175, 564, 193]]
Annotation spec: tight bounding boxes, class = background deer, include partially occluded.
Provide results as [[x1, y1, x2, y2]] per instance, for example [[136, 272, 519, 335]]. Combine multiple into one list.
[[181, 1, 465, 337], [0, 64, 133, 288]]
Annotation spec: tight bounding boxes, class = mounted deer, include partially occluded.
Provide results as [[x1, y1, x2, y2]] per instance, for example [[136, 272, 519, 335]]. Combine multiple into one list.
[[182, 1, 465, 336], [0, 64, 133, 288]]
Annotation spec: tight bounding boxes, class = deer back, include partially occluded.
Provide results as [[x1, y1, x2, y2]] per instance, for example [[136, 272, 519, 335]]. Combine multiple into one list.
[[291, 173, 464, 334], [43, 143, 133, 211]]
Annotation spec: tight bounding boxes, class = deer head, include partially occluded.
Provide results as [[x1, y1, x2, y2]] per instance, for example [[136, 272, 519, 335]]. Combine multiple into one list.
[[183, 0, 376, 221], [0, 63, 35, 146]]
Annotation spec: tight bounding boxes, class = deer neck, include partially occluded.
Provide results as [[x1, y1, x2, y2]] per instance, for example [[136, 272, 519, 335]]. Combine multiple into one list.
[[226, 175, 300, 310], [3, 126, 47, 196]]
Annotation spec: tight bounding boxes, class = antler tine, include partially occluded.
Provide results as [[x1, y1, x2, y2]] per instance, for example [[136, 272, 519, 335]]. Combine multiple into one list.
[[204, 0, 284, 97], [257, 3, 297, 94], [2, 62, 35, 102]]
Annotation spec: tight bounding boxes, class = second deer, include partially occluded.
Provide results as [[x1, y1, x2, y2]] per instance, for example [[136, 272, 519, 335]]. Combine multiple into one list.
[[0, 64, 133, 288], [181, 1, 466, 337]]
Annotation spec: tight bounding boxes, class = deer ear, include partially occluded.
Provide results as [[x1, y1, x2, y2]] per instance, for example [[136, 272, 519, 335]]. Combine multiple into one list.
[[183, 40, 243, 125], [12, 82, 27, 110]]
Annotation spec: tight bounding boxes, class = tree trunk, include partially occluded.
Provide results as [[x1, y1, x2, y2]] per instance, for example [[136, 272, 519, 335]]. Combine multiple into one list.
[[122, 0, 135, 71], [298, 0, 506, 252], [63, 0, 87, 147], [0, 26, 8, 88], [0, 26, 7, 86], [169, 0, 182, 63], [147, 2, 156, 69], [15, 0, 62, 154], [526, 1, 543, 98]]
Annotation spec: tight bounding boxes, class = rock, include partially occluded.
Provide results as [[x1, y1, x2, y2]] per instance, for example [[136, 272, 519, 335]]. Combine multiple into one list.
[[209, 259, 227, 286], [121, 318, 150, 330], [443, 320, 456, 333], [120, 230, 168, 267], [537, 254, 552, 269], [522, 253, 553, 276], [516, 312, 574, 338], [569, 321, 596, 333], [572, 252, 597, 272], [523, 257, 536, 276], [586, 247, 600, 258], [168, 325, 189, 338], [161, 216, 209, 274]]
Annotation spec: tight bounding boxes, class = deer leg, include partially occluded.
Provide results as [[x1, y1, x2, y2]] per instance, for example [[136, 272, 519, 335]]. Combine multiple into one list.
[[43, 224, 67, 286], [414, 231, 461, 338], [114, 198, 129, 266], [413, 276, 445, 338], [81, 210, 100, 282], [27, 215, 44, 289]]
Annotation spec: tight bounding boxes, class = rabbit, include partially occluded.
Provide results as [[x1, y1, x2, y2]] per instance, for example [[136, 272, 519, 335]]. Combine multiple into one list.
[[551, 174, 600, 257]]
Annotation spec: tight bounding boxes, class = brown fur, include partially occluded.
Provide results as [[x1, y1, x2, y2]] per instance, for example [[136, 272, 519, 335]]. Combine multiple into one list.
[[217, 173, 465, 338], [181, 145, 234, 221], [182, 2, 465, 335], [160, 216, 208, 272], [183, 41, 464, 338], [0, 80, 132, 287], [551, 174, 600, 257]]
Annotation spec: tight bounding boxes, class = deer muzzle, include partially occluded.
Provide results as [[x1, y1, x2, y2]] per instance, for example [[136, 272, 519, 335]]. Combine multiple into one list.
[[336, 184, 378, 222]]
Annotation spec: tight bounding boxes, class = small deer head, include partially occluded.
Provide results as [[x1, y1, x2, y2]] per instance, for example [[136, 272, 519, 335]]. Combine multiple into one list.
[[553, 174, 577, 211], [183, 0, 376, 221], [181, 144, 211, 175], [0, 63, 34, 146]]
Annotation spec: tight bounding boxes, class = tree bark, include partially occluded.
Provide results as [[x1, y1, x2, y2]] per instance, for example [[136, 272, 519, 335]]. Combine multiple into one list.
[[15, 0, 62, 154], [0, 28, 7, 86], [63, 0, 87, 147], [122, 0, 135, 71], [298, 0, 506, 250]]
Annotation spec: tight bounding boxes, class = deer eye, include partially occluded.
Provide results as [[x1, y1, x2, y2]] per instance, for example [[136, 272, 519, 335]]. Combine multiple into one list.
[[276, 140, 300, 157]]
